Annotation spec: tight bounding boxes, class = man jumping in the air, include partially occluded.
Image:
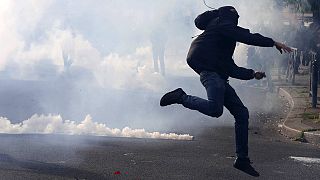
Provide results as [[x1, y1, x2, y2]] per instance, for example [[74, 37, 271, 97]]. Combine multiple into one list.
[[160, 6, 292, 176]]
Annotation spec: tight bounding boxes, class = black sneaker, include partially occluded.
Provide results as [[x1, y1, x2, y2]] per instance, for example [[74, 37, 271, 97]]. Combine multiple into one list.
[[160, 88, 186, 106], [233, 157, 260, 177]]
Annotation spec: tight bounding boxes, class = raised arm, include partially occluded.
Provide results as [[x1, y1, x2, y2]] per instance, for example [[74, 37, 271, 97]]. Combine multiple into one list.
[[220, 25, 292, 53], [220, 25, 275, 47]]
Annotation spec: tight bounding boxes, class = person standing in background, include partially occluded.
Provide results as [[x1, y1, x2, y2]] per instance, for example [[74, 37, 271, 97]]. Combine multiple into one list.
[[150, 27, 168, 76]]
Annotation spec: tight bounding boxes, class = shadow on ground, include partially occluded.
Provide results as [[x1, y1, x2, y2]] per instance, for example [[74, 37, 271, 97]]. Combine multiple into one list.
[[0, 153, 108, 179]]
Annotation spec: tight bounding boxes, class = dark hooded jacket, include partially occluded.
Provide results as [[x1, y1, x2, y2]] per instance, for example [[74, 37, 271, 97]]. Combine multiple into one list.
[[187, 6, 275, 80]]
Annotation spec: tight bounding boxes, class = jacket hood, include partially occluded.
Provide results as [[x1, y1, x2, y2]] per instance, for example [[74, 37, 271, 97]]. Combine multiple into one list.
[[194, 10, 219, 30]]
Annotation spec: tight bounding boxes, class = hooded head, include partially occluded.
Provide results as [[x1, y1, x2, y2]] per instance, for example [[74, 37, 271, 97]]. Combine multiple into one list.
[[194, 10, 219, 30], [218, 6, 239, 25]]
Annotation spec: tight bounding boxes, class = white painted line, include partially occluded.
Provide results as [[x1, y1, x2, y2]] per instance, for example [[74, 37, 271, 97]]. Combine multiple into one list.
[[290, 156, 320, 164], [279, 88, 301, 134], [305, 131, 320, 136]]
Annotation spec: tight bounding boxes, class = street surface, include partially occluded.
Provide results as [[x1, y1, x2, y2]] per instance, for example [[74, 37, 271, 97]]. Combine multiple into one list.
[[0, 94, 319, 180]]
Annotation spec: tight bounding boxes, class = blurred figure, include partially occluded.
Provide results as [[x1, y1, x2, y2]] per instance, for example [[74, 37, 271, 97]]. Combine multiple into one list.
[[304, 23, 318, 66], [150, 27, 168, 76], [293, 21, 307, 73], [309, 23, 320, 54], [62, 51, 73, 73], [247, 46, 257, 70], [246, 47, 261, 86], [258, 48, 275, 91], [277, 25, 293, 78], [296, 21, 309, 66]]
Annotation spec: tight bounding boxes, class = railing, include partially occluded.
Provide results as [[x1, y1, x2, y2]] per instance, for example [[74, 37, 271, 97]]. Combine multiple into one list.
[[286, 48, 298, 84], [309, 51, 318, 108]]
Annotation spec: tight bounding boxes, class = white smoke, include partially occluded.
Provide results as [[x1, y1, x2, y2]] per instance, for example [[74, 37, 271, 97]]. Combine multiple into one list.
[[0, 0, 198, 80], [0, 0, 292, 137], [0, 114, 193, 140], [0, 0, 292, 79]]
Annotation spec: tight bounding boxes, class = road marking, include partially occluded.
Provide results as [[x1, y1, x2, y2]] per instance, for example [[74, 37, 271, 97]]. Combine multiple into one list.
[[290, 156, 320, 164], [46, 161, 66, 164]]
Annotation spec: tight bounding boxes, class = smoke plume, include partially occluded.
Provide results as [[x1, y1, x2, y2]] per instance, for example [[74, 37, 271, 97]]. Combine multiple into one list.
[[0, 114, 193, 140], [0, 0, 296, 138]]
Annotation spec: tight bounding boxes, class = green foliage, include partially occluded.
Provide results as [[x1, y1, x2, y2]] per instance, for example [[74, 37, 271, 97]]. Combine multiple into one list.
[[308, 0, 320, 11], [302, 112, 319, 120], [294, 131, 307, 142], [284, 0, 312, 13]]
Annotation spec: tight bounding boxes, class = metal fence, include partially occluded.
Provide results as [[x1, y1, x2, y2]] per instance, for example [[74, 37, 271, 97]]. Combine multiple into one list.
[[286, 48, 298, 84], [309, 51, 318, 108], [282, 48, 318, 108]]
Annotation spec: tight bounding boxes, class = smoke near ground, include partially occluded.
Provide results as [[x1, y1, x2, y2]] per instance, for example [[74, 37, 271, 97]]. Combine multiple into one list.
[[0, 0, 298, 138], [0, 114, 193, 140]]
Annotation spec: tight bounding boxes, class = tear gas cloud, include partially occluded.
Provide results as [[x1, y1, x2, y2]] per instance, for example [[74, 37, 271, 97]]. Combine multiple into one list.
[[0, 0, 297, 138], [0, 114, 193, 140]]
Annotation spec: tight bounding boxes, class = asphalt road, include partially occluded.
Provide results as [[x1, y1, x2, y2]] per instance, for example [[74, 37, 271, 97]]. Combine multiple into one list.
[[0, 97, 319, 180]]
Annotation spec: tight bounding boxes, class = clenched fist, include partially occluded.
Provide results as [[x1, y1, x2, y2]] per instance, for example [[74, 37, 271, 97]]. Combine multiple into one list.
[[254, 72, 266, 80]]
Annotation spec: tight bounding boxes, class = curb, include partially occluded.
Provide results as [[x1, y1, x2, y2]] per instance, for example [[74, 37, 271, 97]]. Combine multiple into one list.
[[278, 87, 320, 145]]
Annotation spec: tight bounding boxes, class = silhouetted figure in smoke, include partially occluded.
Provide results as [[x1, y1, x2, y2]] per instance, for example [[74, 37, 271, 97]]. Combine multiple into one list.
[[259, 48, 275, 92], [247, 47, 257, 70], [62, 51, 73, 73], [246, 47, 261, 86], [295, 21, 308, 66], [304, 23, 318, 66], [291, 21, 307, 73], [309, 22, 320, 78], [150, 27, 168, 76], [160, 6, 292, 176], [308, 23, 320, 59]]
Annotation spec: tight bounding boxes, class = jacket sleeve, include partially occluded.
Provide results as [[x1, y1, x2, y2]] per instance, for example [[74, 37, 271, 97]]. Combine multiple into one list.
[[220, 25, 275, 47], [227, 61, 255, 80]]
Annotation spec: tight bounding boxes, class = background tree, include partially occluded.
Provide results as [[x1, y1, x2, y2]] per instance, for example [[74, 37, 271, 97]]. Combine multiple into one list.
[[308, 0, 320, 23], [285, 0, 320, 23]]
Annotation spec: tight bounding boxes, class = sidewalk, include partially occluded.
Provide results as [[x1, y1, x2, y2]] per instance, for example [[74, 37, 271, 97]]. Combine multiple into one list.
[[274, 73, 320, 145]]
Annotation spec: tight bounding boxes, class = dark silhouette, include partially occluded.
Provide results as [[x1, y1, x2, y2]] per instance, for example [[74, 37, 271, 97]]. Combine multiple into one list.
[[62, 50, 73, 73], [150, 27, 168, 76], [160, 6, 292, 177], [0, 153, 108, 179]]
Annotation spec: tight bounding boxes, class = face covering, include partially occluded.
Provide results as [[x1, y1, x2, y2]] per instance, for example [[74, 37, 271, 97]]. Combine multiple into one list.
[[218, 6, 239, 25]]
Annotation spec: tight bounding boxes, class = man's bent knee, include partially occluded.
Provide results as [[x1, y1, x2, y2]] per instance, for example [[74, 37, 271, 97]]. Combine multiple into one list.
[[207, 103, 224, 118]]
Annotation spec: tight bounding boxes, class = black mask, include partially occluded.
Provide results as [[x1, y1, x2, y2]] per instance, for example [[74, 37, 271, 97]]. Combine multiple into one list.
[[218, 6, 239, 25]]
